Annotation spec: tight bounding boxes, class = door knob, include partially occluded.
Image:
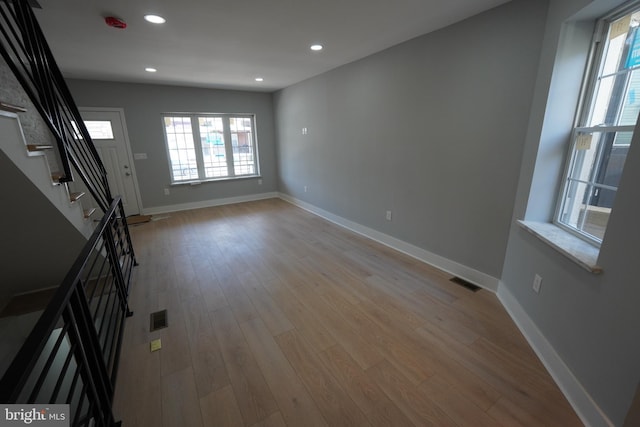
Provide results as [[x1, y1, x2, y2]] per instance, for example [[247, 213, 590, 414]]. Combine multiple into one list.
[[124, 165, 129, 169], [125, 172, 131, 176]]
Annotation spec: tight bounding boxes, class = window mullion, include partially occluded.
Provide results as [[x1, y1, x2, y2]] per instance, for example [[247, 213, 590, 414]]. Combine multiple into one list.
[[191, 115, 206, 180], [222, 116, 235, 177]]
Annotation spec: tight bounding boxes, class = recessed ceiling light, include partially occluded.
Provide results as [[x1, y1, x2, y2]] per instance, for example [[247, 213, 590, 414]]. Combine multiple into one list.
[[255, 77, 264, 82], [145, 67, 157, 73], [310, 44, 323, 51], [144, 14, 166, 24]]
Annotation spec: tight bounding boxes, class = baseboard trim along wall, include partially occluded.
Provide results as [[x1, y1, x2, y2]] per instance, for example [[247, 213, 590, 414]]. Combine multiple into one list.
[[142, 190, 608, 425], [142, 192, 279, 215], [497, 283, 614, 427], [278, 193, 499, 292]]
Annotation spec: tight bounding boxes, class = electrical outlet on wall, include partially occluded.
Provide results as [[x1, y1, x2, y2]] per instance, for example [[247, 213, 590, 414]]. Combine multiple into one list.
[[164, 188, 170, 196], [304, 185, 308, 192], [386, 210, 392, 221], [533, 274, 542, 293]]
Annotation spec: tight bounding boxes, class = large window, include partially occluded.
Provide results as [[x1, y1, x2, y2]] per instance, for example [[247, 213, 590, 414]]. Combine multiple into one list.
[[557, 5, 640, 244], [162, 113, 259, 183]]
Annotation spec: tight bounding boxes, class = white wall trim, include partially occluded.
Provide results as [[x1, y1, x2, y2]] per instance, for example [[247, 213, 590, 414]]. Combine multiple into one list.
[[497, 283, 614, 427], [142, 192, 278, 215], [278, 193, 499, 292]]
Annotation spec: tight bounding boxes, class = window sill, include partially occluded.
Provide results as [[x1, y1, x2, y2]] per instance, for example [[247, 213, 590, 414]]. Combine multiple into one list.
[[517, 220, 602, 274], [171, 175, 261, 186]]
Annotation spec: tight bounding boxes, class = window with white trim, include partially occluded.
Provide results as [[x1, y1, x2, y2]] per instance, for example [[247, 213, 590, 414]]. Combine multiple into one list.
[[162, 113, 259, 183], [557, 5, 640, 244]]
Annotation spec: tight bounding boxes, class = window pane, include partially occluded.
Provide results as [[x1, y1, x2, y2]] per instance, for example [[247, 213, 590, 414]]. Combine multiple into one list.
[[84, 121, 114, 139], [619, 69, 640, 125], [199, 117, 228, 178], [588, 13, 640, 127], [561, 129, 628, 240], [560, 181, 612, 240], [568, 131, 631, 187], [72, 120, 115, 140], [165, 116, 198, 181], [589, 74, 620, 126], [560, 182, 611, 240], [601, 24, 626, 75], [594, 137, 630, 188], [229, 117, 256, 176]]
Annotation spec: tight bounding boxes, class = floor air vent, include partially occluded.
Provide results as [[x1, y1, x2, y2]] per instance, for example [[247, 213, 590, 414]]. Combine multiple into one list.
[[150, 309, 168, 332], [449, 277, 481, 292]]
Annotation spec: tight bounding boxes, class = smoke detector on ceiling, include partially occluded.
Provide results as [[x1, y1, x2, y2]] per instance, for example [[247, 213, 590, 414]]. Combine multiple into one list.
[[105, 16, 127, 29]]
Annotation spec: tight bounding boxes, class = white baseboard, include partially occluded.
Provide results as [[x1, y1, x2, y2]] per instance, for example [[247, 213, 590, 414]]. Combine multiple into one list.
[[497, 283, 614, 427], [278, 193, 499, 292], [140, 190, 611, 426], [142, 192, 278, 215]]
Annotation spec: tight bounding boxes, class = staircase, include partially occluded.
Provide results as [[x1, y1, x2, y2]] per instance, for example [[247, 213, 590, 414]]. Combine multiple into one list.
[[0, 1, 136, 425], [0, 106, 95, 241]]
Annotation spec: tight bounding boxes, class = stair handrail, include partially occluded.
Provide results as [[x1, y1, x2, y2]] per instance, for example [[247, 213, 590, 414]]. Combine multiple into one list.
[[0, 0, 112, 211], [0, 197, 134, 425]]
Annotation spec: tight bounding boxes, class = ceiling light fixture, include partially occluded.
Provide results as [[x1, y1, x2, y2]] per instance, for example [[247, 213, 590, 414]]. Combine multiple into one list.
[[255, 77, 264, 82], [144, 14, 166, 24], [145, 67, 157, 73], [310, 44, 323, 51]]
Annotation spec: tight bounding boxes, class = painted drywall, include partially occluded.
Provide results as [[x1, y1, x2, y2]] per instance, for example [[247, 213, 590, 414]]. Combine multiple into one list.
[[501, 0, 640, 424], [65, 80, 277, 211], [274, 0, 548, 279], [0, 137, 86, 311]]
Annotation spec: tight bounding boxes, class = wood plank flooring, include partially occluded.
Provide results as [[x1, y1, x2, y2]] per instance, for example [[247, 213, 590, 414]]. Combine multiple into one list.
[[113, 198, 582, 427]]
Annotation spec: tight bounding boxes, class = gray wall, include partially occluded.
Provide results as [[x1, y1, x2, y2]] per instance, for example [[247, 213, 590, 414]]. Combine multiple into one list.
[[501, 0, 640, 424], [59, 0, 639, 423], [1, 56, 89, 310], [274, 0, 548, 279], [0, 147, 86, 310], [66, 80, 277, 211]]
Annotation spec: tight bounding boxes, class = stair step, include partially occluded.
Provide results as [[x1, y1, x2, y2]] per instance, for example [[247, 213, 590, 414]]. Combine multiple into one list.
[[0, 102, 26, 113], [69, 191, 85, 202], [51, 172, 65, 183], [26, 144, 54, 152], [83, 207, 97, 219]]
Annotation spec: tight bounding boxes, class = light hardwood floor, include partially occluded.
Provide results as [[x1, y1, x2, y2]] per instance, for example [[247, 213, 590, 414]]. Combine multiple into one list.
[[113, 198, 582, 427]]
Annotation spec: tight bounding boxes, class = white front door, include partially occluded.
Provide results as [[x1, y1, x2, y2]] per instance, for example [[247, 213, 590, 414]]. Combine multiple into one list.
[[79, 108, 142, 216]]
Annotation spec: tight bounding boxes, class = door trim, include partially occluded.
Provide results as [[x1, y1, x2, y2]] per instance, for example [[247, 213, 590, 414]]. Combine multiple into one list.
[[79, 107, 143, 215]]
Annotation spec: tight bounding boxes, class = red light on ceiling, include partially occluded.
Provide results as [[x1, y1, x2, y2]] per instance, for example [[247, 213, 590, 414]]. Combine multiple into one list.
[[105, 16, 127, 29]]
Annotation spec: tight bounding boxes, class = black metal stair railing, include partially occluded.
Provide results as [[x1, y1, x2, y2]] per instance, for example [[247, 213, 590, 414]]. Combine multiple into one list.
[[0, 197, 135, 427], [0, 0, 111, 211], [0, 1, 138, 425]]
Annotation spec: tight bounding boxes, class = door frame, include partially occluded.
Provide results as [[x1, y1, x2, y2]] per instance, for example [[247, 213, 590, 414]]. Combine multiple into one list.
[[79, 107, 144, 216]]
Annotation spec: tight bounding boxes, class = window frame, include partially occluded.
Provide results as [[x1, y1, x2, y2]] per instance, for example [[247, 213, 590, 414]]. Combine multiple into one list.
[[161, 113, 260, 184], [554, 3, 640, 246]]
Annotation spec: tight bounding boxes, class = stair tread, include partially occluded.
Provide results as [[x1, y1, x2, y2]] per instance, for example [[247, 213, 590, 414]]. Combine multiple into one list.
[[0, 102, 26, 113], [26, 144, 54, 152], [69, 191, 85, 202], [83, 207, 97, 218]]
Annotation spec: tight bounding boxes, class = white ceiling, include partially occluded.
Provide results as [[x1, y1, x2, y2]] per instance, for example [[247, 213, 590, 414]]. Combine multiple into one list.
[[34, 0, 511, 92]]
